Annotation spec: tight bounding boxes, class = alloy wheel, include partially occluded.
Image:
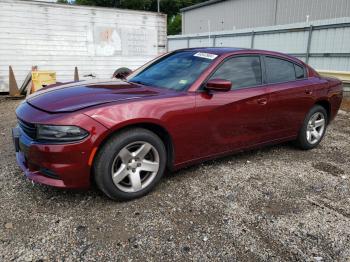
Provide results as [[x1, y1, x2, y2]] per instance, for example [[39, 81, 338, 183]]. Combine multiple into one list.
[[111, 141, 160, 193], [306, 112, 326, 144]]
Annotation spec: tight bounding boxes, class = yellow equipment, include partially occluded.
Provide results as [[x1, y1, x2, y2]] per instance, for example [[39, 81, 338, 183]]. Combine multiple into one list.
[[31, 71, 56, 92], [317, 70, 350, 84]]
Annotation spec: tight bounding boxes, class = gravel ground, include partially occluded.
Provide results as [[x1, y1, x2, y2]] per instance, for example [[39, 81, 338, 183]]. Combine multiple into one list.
[[0, 97, 350, 261]]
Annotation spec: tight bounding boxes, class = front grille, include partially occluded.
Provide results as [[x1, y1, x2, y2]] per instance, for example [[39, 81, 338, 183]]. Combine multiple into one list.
[[18, 118, 36, 139]]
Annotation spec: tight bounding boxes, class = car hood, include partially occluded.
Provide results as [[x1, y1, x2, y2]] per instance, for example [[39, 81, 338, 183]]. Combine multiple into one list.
[[27, 79, 164, 113]]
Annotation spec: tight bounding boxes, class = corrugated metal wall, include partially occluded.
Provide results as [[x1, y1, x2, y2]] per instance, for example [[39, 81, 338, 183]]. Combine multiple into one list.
[[276, 0, 350, 25], [168, 18, 350, 71], [0, 0, 167, 92], [182, 0, 350, 35], [182, 0, 276, 34]]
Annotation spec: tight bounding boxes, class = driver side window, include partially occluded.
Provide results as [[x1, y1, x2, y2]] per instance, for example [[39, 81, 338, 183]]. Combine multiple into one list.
[[210, 56, 262, 90]]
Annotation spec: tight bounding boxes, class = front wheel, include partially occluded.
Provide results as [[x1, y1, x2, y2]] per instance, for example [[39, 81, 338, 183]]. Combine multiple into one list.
[[296, 105, 327, 150], [94, 128, 166, 200]]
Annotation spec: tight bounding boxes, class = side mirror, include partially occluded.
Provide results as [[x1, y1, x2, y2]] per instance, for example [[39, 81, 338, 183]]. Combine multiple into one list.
[[205, 79, 232, 92]]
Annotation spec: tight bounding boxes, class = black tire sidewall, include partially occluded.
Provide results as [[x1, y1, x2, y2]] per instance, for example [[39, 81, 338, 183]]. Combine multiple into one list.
[[297, 105, 328, 150], [94, 128, 166, 200]]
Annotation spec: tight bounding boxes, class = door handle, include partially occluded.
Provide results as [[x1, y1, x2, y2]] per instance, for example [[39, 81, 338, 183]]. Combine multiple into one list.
[[305, 89, 313, 95], [257, 98, 267, 105]]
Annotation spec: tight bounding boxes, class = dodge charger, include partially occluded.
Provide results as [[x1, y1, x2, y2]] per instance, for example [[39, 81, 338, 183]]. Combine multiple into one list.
[[13, 48, 343, 200]]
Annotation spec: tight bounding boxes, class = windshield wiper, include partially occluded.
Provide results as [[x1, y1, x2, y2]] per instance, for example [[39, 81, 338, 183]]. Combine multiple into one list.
[[129, 80, 151, 86]]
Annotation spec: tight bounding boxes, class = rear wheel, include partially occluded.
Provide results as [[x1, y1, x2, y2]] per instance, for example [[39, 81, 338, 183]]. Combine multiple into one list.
[[296, 105, 327, 150], [94, 128, 166, 200]]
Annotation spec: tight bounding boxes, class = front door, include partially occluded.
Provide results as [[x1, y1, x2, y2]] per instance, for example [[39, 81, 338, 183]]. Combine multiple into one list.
[[193, 55, 270, 158]]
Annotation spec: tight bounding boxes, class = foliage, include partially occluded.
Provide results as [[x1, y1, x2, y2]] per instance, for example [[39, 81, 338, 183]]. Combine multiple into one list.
[[168, 13, 182, 35]]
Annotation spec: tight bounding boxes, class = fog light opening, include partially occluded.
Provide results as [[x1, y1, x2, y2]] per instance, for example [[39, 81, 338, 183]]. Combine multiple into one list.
[[39, 168, 60, 180]]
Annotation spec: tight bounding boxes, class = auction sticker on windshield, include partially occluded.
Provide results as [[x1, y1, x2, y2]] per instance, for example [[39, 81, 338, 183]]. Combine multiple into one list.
[[193, 52, 218, 60]]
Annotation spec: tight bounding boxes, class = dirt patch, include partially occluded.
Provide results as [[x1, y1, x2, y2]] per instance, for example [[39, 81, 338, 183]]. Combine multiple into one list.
[[251, 199, 303, 217], [312, 162, 345, 177], [341, 96, 350, 111]]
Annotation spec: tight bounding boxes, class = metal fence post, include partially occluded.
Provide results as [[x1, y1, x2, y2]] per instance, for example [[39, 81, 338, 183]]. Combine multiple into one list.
[[213, 35, 216, 47], [251, 31, 255, 48], [305, 25, 313, 63], [187, 37, 190, 48]]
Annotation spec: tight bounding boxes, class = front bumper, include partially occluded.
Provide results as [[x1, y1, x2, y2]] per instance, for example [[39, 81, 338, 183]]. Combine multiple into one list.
[[12, 125, 92, 189]]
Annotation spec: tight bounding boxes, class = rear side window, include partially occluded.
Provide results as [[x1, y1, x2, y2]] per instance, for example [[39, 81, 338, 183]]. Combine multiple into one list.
[[294, 64, 306, 79], [265, 56, 296, 83], [210, 56, 262, 89]]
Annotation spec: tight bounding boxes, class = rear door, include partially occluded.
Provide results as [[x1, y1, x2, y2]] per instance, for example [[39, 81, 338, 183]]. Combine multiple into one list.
[[194, 55, 270, 157], [263, 56, 316, 139]]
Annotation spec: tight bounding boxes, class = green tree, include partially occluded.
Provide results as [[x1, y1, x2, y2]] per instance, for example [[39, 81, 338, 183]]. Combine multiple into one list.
[[75, 0, 152, 9], [168, 13, 182, 35]]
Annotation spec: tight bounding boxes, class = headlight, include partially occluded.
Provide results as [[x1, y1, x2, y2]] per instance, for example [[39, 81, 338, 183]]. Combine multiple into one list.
[[36, 125, 89, 142]]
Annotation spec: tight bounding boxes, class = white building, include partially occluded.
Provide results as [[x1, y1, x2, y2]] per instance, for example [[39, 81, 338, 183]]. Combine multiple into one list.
[[0, 0, 167, 92]]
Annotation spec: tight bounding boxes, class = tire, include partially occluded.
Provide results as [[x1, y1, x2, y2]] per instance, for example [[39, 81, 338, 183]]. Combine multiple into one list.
[[112, 67, 132, 80], [94, 128, 166, 200], [296, 105, 328, 150]]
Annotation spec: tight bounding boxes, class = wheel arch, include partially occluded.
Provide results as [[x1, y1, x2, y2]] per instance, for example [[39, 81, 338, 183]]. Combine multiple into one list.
[[91, 121, 175, 174], [315, 99, 331, 121]]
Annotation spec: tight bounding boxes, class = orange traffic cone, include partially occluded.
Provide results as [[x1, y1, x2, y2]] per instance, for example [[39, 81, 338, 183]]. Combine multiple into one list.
[[74, 67, 79, 82], [9, 66, 20, 97]]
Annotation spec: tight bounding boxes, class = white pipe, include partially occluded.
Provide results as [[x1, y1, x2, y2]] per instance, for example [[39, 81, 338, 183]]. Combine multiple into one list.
[[208, 20, 211, 46]]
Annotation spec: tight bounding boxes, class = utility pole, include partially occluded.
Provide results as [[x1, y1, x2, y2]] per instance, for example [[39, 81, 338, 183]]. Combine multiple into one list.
[[157, 0, 160, 12]]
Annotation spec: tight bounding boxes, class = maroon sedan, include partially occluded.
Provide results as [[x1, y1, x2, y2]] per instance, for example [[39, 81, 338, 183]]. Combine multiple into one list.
[[13, 48, 343, 200]]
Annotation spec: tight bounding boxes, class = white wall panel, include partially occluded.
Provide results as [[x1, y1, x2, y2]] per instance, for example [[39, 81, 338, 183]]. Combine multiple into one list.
[[310, 27, 350, 53], [309, 57, 350, 71], [0, 0, 167, 92], [214, 36, 251, 48], [189, 38, 214, 48], [168, 39, 188, 51], [254, 31, 308, 53]]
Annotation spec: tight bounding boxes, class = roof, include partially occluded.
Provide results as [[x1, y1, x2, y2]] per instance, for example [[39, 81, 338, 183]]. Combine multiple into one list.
[[180, 0, 227, 12], [174, 47, 305, 64], [176, 47, 246, 55]]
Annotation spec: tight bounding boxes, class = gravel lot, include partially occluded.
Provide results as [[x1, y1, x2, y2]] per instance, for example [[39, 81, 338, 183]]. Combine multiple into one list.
[[0, 97, 350, 261]]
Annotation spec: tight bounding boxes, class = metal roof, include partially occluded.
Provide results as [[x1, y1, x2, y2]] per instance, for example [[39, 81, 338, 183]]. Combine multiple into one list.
[[180, 0, 227, 12]]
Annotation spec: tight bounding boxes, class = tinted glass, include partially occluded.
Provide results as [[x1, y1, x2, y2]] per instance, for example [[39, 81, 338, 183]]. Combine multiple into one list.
[[294, 64, 305, 79], [265, 57, 296, 83], [128, 51, 216, 91], [210, 56, 262, 89]]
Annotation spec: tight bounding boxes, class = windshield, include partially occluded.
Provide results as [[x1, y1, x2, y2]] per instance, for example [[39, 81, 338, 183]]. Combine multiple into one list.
[[128, 51, 217, 91]]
